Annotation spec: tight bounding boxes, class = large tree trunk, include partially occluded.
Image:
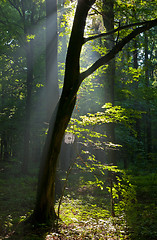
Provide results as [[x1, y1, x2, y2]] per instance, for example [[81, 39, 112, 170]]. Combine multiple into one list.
[[33, 0, 95, 224]]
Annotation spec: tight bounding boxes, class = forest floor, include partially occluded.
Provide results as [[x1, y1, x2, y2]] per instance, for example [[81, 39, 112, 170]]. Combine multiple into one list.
[[0, 160, 157, 240]]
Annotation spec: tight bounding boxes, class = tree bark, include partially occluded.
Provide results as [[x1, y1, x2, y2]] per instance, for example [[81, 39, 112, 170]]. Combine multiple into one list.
[[21, 2, 36, 174], [33, 0, 96, 224], [45, 0, 59, 121], [144, 32, 152, 160], [22, 39, 34, 174], [102, 0, 116, 167], [102, 0, 116, 217]]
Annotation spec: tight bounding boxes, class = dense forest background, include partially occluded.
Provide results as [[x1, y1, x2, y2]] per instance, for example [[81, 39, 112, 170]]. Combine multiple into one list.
[[0, 0, 157, 239]]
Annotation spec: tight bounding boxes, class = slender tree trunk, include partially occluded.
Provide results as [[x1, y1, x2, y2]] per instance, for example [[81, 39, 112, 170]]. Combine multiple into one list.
[[22, 4, 35, 174], [133, 39, 141, 142], [102, 0, 118, 218], [45, 0, 59, 121], [102, 0, 115, 104], [22, 41, 34, 173], [102, 0, 116, 166], [1, 132, 9, 161], [132, 39, 142, 167], [144, 32, 152, 161], [0, 84, 5, 161]]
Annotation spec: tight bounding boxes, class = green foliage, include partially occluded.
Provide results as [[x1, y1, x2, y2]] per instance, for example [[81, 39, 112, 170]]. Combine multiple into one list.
[[26, 34, 36, 42], [69, 103, 145, 141], [110, 173, 137, 215], [121, 66, 142, 84]]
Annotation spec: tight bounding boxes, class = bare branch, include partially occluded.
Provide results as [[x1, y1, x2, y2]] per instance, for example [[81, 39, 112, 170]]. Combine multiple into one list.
[[83, 19, 157, 43], [8, 0, 23, 17], [80, 18, 157, 83], [91, 6, 104, 16], [115, 22, 121, 44]]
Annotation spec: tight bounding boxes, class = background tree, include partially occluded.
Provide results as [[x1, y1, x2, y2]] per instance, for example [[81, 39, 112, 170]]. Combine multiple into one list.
[[102, 0, 116, 168], [0, 0, 54, 170], [45, 0, 59, 121]]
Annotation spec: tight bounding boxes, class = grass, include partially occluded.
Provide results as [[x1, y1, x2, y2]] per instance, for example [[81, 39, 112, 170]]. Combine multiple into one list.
[[56, 197, 128, 239], [0, 161, 157, 239]]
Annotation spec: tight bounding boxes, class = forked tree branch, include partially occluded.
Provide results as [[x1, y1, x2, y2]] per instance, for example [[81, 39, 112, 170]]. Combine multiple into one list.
[[83, 19, 157, 43], [8, 0, 23, 17], [80, 18, 157, 83]]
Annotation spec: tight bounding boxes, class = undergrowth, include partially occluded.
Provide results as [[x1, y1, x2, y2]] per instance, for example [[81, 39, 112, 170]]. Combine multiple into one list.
[[0, 161, 157, 239]]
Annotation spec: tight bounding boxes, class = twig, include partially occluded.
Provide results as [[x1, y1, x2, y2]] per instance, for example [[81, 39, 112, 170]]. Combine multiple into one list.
[[83, 19, 156, 43], [57, 160, 76, 221]]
